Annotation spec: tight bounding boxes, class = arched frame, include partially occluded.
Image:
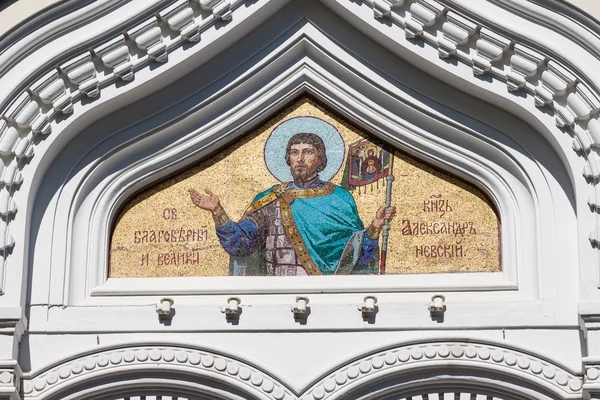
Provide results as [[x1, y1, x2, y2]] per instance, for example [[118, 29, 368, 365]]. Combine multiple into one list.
[[0, 0, 600, 400], [0, 0, 597, 398], [10, 0, 576, 333]]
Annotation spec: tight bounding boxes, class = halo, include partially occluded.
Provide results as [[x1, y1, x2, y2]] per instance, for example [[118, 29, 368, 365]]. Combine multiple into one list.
[[264, 116, 345, 182]]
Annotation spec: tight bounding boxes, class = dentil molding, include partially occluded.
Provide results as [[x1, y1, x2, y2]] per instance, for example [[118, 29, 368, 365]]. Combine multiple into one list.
[[22, 342, 584, 399], [342, 0, 600, 237], [23, 345, 294, 400], [0, 0, 248, 294]]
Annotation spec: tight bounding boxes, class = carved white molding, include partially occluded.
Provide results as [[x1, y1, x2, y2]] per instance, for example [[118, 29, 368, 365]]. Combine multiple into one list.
[[0, 0, 257, 295], [353, 0, 600, 246], [584, 356, 600, 398], [0, 361, 21, 400], [0, 0, 596, 298], [305, 341, 583, 400], [68, 28, 533, 302], [110, 397, 189, 400], [586, 365, 600, 386], [0, 0, 567, 338], [23, 345, 295, 400], [22, 342, 583, 399]]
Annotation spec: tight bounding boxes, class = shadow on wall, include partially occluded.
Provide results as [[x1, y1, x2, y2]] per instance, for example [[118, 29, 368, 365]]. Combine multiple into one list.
[[0, 0, 18, 13]]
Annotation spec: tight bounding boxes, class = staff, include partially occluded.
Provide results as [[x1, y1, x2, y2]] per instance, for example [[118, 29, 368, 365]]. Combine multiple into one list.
[[380, 174, 394, 275]]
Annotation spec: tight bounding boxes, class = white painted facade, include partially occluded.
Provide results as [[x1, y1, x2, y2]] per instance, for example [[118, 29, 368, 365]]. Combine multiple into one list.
[[0, 0, 600, 399]]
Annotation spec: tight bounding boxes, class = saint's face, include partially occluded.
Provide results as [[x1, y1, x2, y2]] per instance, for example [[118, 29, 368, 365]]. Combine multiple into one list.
[[289, 143, 319, 181]]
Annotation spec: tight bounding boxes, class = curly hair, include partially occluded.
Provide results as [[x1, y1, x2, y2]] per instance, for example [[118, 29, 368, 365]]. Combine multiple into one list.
[[285, 133, 327, 172]]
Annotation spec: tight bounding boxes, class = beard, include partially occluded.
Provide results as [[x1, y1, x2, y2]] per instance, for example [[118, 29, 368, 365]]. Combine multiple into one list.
[[291, 165, 319, 182]]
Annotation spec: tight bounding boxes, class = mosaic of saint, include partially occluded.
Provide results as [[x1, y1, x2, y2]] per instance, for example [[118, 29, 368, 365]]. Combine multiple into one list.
[[109, 98, 501, 277]]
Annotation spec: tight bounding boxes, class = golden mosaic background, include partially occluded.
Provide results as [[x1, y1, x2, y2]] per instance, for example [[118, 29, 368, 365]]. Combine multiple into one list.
[[109, 97, 501, 277]]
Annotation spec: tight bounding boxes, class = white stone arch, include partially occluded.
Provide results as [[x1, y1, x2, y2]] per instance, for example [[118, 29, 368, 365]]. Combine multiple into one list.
[[302, 340, 583, 400], [22, 341, 583, 400], [12, 0, 573, 327], [22, 344, 295, 400], [0, 0, 597, 398], [0, 1, 595, 298]]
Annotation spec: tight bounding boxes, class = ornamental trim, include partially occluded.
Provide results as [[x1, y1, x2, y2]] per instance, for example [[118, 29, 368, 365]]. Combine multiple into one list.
[[355, 0, 600, 248], [303, 341, 583, 399], [23, 342, 583, 399], [0, 0, 247, 295], [23, 345, 295, 400], [1, 0, 600, 294]]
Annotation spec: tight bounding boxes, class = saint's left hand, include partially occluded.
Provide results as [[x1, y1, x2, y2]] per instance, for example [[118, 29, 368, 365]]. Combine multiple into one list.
[[373, 205, 397, 229]]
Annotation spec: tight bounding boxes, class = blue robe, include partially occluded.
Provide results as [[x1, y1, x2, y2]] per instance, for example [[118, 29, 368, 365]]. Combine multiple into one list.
[[216, 180, 378, 275]]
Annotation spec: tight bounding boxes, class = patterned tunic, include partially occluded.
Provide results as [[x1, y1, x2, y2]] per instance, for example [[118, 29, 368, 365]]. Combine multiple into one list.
[[248, 199, 307, 276], [215, 176, 378, 276]]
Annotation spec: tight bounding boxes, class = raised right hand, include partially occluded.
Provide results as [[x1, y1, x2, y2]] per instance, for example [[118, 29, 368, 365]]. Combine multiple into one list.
[[189, 188, 223, 215]]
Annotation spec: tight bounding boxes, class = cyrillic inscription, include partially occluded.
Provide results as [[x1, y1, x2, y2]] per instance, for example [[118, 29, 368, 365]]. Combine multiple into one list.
[[109, 97, 500, 277]]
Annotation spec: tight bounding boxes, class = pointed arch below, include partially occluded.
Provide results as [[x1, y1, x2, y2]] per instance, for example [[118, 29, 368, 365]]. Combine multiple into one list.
[[23, 341, 582, 400]]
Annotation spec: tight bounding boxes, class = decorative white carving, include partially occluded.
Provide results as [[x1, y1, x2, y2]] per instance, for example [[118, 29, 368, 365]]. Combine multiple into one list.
[[24, 346, 295, 400], [351, 0, 600, 267], [0, 0, 254, 296], [160, 1, 200, 43], [535, 61, 576, 110], [0, 188, 17, 217], [583, 151, 600, 180], [93, 37, 134, 82], [0, 121, 34, 161], [198, 0, 233, 21], [0, 159, 22, 191], [127, 18, 168, 64], [507, 44, 545, 92], [0, 222, 16, 252], [30, 70, 72, 115], [372, 0, 392, 19], [304, 342, 583, 400], [584, 363, 600, 398], [59, 53, 100, 98], [572, 124, 593, 152], [589, 119, 600, 148], [1, 0, 600, 294], [438, 11, 477, 59], [0, 362, 22, 399], [22, 342, 581, 399], [568, 84, 600, 122], [405, 0, 445, 39], [4, 91, 43, 133], [586, 367, 600, 382], [471, 28, 511, 76], [112, 397, 190, 400], [0, 120, 19, 157]]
